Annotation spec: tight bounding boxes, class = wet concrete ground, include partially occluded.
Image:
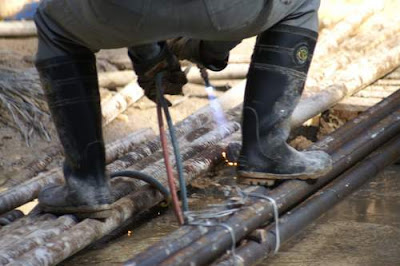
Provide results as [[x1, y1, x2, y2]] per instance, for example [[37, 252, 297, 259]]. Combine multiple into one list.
[[63, 165, 400, 265]]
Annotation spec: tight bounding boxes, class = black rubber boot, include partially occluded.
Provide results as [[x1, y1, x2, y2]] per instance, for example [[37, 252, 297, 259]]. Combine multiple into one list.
[[36, 55, 114, 218], [237, 25, 332, 185], [168, 38, 238, 71]]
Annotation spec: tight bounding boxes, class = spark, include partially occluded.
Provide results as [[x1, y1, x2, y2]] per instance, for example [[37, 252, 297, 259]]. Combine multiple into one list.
[[221, 151, 238, 167]]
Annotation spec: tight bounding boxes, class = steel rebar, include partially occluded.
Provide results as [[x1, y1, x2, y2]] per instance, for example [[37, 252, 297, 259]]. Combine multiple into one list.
[[217, 134, 400, 265], [128, 96, 400, 266]]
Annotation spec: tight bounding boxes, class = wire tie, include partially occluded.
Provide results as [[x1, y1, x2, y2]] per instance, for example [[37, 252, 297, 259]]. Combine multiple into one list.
[[247, 192, 280, 254]]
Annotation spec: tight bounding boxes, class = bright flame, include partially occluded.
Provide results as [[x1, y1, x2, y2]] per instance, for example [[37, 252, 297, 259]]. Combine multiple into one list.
[[205, 86, 227, 127]]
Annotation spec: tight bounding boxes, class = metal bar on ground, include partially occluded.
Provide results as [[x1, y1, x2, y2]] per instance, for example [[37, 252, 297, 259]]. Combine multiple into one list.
[[216, 134, 400, 265], [125, 93, 400, 266], [156, 108, 400, 266], [127, 88, 399, 265]]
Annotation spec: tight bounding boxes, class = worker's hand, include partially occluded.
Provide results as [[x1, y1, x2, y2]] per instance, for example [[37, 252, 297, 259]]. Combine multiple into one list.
[[129, 42, 187, 106]]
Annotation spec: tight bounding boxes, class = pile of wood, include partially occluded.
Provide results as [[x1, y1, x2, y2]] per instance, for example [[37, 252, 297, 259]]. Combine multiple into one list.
[[0, 1, 400, 265]]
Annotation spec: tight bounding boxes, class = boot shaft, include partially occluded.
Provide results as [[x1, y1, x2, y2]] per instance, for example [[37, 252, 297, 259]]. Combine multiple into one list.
[[243, 25, 318, 131], [36, 55, 106, 183], [239, 25, 318, 173]]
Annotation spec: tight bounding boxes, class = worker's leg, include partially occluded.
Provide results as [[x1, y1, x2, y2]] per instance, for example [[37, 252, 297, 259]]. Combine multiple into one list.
[[34, 10, 113, 218], [237, 0, 332, 184], [167, 0, 320, 72]]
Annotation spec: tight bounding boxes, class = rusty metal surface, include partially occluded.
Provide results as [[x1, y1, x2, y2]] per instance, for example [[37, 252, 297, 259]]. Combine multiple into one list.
[[128, 90, 400, 266], [217, 134, 400, 265]]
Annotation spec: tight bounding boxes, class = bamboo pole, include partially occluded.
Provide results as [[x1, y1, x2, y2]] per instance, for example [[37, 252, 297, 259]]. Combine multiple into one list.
[[0, 21, 37, 37], [105, 128, 155, 162], [1, 146, 62, 188], [130, 121, 239, 187], [0, 119, 242, 263], [186, 64, 248, 84], [98, 71, 135, 88], [228, 54, 251, 64], [0, 128, 155, 215], [310, 15, 400, 84], [106, 103, 241, 173], [11, 218, 105, 265], [295, 41, 400, 127], [0, 168, 64, 216], [4, 66, 400, 266], [0, 214, 55, 239], [1, 128, 154, 190], [364, 85, 399, 92], [385, 67, 400, 79], [98, 64, 249, 88], [354, 90, 394, 99], [9, 132, 241, 266], [0, 89, 243, 215], [334, 96, 382, 112], [108, 124, 215, 173], [101, 81, 144, 125], [0, 216, 76, 264], [0, 216, 76, 262], [316, 2, 383, 57]]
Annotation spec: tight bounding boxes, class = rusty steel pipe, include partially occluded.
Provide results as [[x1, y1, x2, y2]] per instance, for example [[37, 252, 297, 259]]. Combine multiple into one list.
[[129, 103, 400, 266], [161, 109, 400, 266], [126, 89, 400, 266], [125, 91, 400, 266], [217, 134, 400, 265]]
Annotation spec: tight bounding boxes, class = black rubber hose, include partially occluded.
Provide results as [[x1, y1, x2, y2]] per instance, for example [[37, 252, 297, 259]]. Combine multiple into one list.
[[111, 170, 171, 205]]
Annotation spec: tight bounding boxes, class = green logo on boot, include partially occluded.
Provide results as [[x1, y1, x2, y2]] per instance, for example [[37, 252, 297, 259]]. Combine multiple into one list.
[[295, 46, 309, 65]]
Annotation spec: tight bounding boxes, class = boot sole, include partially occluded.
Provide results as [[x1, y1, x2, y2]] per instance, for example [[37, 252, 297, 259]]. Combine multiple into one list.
[[237, 167, 332, 186], [40, 204, 113, 219], [238, 177, 277, 187]]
